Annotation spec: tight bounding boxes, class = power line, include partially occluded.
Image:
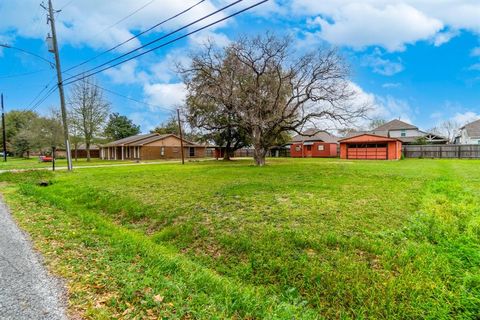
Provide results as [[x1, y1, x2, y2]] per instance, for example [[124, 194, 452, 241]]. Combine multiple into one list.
[[28, 86, 58, 112], [64, 0, 206, 73], [96, 0, 157, 36], [59, 0, 76, 11], [64, 0, 268, 86], [63, 0, 243, 82], [62, 70, 174, 113], [0, 44, 55, 68], [0, 69, 47, 79], [25, 76, 57, 110]]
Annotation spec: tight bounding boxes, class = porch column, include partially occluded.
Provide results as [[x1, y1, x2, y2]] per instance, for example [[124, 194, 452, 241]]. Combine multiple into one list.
[[121, 146, 124, 160]]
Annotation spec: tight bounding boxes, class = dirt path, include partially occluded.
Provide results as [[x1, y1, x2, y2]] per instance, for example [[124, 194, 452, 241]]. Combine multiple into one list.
[[0, 199, 67, 320]]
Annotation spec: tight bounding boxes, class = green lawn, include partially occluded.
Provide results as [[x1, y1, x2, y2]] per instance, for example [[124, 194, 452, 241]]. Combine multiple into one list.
[[1, 158, 479, 319], [0, 157, 183, 171]]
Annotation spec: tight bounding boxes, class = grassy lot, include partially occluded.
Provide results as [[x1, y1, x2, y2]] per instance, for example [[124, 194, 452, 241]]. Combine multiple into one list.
[[1, 158, 479, 319], [0, 157, 184, 171]]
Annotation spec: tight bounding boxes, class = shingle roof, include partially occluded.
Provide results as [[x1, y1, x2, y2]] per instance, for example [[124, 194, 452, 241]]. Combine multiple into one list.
[[374, 119, 418, 131], [338, 133, 401, 143], [343, 130, 389, 138], [103, 133, 201, 147], [461, 119, 480, 138], [291, 129, 339, 143], [103, 133, 157, 147]]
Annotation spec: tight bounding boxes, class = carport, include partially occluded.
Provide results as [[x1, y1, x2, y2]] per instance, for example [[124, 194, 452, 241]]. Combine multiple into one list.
[[339, 134, 402, 160]]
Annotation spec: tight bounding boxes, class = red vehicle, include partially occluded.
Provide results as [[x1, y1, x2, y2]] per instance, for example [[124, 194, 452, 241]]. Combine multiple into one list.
[[39, 155, 53, 162]]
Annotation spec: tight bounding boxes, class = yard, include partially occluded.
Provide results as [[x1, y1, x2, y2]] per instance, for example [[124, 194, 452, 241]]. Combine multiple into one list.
[[1, 158, 479, 319], [0, 157, 186, 171]]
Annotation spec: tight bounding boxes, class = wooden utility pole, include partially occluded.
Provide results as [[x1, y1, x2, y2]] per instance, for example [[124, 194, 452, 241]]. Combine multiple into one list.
[[177, 108, 185, 165], [1, 94, 6, 162], [45, 0, 73, 171]]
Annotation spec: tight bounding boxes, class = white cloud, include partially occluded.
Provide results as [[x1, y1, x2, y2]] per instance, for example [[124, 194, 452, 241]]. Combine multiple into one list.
[[286, 0, 480, 51], [189, 30, 231, 48], [104, 60, 148, 84], [433, 29, 459, 47], [469, 63, 480, 71], [143, 82, 186, 111], [472, 47, 480, 57], [382, 82, 401, 89], [305, 3, 443, 51], [362, 48, 404, 76], [0, 0, 225, 50], [128, 111, 170, 133], [452, 111, 480, 125], [347, 82, 414, 127]]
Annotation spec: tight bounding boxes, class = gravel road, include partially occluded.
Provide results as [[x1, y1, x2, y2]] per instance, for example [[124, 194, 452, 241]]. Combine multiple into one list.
[[0, 199, 67, 320]]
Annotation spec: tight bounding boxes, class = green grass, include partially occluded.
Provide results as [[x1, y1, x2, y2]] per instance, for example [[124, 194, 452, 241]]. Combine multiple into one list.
[[0, 157, 183, 171], [1, 158, 479, 319]]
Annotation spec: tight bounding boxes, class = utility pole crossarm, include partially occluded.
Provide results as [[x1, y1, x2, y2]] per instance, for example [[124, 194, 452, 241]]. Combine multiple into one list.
[[46, 0, 73, 171]]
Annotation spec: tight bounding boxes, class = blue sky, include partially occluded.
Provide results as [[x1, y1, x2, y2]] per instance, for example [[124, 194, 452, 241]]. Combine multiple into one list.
[[1, 0, 480, 132]]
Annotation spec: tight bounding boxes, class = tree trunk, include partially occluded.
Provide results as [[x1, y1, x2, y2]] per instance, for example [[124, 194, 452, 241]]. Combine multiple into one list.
[[86, 142, 91, 162], [223, 141, 232, 161], [253, 146, 267, 166]]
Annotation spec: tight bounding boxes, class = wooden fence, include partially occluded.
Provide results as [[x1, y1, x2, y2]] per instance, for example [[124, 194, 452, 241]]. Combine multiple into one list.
[[403, 145, 480, 159]]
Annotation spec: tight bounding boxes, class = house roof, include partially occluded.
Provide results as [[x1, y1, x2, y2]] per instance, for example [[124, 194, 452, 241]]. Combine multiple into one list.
[[103, 133, 157, 147], [460, 119, 480, 138], [338, 133, 402, 143], [291, 129, 339, 143], [343, 130, 389, 139], [103, 133, 201, 147], [373, 119, 418, 131]]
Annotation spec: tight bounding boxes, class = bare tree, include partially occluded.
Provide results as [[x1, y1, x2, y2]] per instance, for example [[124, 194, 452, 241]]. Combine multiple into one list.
[[68, 111, 83, 161], [180, 44, 250, 160], [430, 120, 460, 144], [181, 34, 367, 166], [68, 78, 110, 161]]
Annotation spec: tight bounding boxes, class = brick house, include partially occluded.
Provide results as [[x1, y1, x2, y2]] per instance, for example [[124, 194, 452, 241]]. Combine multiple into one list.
[[289, 129, 338, 158], [100, 133, 206, 160]]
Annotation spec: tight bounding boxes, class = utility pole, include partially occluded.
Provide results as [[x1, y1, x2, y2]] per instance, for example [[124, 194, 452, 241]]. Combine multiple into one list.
[[43, 0, 73, 171], [1, 94, 6, 162], [177, 108, 185, 165]]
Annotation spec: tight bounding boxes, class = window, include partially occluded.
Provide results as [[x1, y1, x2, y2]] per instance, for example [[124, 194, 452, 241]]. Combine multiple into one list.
[[189, 147, 195, 157], [317, 145, 325, 151], [160, 147, 165, 156], [401, 129, 406, 137], [295, 145, 301, 151], [306, 145, 312, 151]]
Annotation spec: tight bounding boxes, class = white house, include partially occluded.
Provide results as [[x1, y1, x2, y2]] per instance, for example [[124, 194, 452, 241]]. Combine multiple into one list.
[[346, 119, 447, 144], [455, 119, 480, 144]]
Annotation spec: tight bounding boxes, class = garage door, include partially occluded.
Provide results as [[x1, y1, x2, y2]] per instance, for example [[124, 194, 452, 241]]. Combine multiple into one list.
[[347, 144, 387, 160]]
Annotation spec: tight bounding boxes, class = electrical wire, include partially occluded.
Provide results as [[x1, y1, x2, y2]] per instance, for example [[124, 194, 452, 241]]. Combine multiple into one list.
[[63, 0, 243, 82], [63, 0, 206, 73], [96, 0, 157, 36], [28, 85, 58, 112], [63, 0, 268, 86], [0, 69, 48, 79]]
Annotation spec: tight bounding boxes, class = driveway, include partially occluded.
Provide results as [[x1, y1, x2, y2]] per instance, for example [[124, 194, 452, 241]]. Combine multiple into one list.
[[0, 199, 67, 320]]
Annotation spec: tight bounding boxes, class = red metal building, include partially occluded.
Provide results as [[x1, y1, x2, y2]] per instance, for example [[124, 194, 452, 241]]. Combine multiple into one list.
[[339, 134, 402, 160]]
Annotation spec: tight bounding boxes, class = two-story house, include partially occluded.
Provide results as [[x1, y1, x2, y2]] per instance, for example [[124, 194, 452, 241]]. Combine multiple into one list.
[[455, 119, 480, 144], [345, 120, 447, 144], [372, 119, 447, 144]]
